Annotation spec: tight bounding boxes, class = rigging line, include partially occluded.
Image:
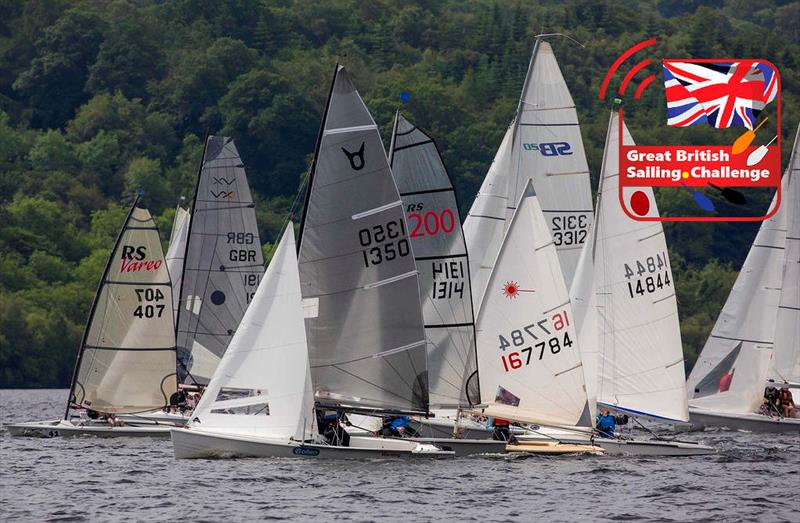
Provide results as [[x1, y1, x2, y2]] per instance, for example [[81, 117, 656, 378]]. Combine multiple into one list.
[[329, 364, 415, 405]]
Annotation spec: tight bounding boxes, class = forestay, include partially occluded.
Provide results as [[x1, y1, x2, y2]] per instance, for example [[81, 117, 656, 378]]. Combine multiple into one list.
[[298, 66, 428, 413], [465, 38, 593, 309], [71, 204, 177, 414], [389, 112, 479, 409], [475, 180, 590, 427], [592, 111, 688, 423], [189, 224, 314, 440], [176, 137, 264, 385], [165, 206, 190, 323]]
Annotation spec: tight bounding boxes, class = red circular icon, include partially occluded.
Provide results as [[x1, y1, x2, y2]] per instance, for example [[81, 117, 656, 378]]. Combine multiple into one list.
[[630, 190, 650, 216]]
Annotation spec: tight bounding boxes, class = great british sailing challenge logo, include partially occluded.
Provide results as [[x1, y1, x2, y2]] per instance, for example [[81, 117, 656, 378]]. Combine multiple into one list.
[[599, 39, 782, 222]]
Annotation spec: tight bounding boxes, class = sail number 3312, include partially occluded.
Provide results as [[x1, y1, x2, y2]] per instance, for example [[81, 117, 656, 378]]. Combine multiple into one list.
[[359, 219, 410, 267], [499, 310, 572, 373]]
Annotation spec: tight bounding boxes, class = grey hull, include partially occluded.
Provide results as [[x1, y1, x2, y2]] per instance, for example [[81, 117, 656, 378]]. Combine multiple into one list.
[[409, 418, 493, 440], [689, 409, 800, 434], [6, 419, 172, 438], [171, 429, 455, 460]]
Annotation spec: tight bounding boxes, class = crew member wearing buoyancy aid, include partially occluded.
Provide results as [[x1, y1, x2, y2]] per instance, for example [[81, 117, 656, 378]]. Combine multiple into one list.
[[595, 408, 629, 438], [487, 417, 517, 444], [778, 385, 797, 418]]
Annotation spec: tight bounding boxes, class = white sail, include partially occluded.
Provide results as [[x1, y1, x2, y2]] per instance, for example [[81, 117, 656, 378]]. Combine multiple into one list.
[[463, 125, 514, 311], [772, 124, 800, 384], [687, 126, 798, 413], [189, 224, 314, 440], [298, 66, 428, 413], [165, 206, 190, 323], [464, 39, 593, 308], [569, 219, 600, 416], [475, 179, 589, 427], [72, 204, 177, 414], [389, 113, 479, 409], [592, 111, 688, 422]]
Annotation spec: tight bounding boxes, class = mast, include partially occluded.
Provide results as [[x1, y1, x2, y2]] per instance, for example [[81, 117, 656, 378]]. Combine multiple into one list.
[[297, 63, 339, 253]]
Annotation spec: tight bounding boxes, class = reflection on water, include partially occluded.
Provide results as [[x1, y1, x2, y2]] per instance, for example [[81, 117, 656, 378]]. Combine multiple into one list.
[[1, 389, 798, 522]]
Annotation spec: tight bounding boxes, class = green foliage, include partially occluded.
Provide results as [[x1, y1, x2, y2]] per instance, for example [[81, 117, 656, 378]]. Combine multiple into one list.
[[0, 0, 797, 386]]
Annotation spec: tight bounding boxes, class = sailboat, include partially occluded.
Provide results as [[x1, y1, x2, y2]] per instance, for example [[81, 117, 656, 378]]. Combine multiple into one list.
[[687, 123, 800, 433], [464, 36, 593, 311], [9, 200, 179, 437], [473, 179, 600, 454], [559, 110, 715, 455], [171, 65, 453, 458], [379, 112, 504, 454], [175, 136, 264, 387]]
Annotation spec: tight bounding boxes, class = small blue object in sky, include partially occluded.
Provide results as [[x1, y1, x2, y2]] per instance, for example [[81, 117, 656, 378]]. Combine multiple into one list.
[[399, 91, 410, 102]]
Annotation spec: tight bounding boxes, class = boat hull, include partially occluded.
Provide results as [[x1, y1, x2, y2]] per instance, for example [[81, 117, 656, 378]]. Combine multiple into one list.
[[117, 410, 190, 427], [689, 409, 800, 433], [517, 432, 716, 456], [6, 419, 172, 438], [408, 437, 507, 456], [506, 440, 602, 455], [171, 429, 455, 459]]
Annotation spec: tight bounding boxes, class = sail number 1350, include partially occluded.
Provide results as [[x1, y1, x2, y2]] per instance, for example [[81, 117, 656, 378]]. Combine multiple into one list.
[[359, 219, 410, 267]]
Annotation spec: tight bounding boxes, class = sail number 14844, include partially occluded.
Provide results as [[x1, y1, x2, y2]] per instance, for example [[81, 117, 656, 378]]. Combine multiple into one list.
[[623, 251, 672, 299]]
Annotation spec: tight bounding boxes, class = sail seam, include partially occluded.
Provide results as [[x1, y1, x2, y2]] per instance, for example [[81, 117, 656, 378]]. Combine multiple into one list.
[[84, 345, 177, 352], [424, 322, 474, 329], [554, 363, 583, 377], [752, 244, 784, 250], [652, 292, 676, 304], [543, 301, 570, 314], [638, 230, 665, 242], [351, 200, 402, 220], [468, 214, 505, 221], [311, 340, 426, 368], [104, 280, 170, 286], [363, 270, 417, 290]]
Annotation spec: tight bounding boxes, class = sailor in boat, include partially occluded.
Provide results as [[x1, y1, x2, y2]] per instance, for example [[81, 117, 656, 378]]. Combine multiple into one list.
[[762, 384, 781, 416], [316, 408, 350, 447], [778, 385, 797, 418], [168, 387, 188, 413], [380, 416, 419, 438], [594, 409, 629, 438], [486, 417, 517, 444]]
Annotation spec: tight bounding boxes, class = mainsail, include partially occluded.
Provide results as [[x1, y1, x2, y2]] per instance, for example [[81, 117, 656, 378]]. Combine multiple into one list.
[[68, 201, 177, 415], [165, 206, 190, 323], [475, 180, 590, 427], [772, 124, 800, 385], [464, 38, 593, 309], [687, 124, 799, 413], [176, 136, 264, 385], [298, 65, 428, 413], [589, 111, 688, 423], [189, 224, 314, 440], [388, 112, 479, 409]]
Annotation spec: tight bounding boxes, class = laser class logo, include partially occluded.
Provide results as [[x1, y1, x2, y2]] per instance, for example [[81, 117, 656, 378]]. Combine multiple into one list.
[[599, 38, 782, 222]]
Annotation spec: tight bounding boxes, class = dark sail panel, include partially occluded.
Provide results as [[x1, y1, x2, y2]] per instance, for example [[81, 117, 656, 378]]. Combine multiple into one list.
[[176, 136, 264, 384]]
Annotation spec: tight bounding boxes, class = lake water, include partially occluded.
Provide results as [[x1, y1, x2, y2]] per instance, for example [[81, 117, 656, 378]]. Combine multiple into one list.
[[1, 389, 798, 522]]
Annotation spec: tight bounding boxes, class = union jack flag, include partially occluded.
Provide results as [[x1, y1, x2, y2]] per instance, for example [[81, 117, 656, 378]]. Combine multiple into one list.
[[663, 60, 777, 129]]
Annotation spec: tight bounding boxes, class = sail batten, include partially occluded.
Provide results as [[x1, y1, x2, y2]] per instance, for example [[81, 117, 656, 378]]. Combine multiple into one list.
[[298, 66, 428, 413], [175, 136, 264, 386]]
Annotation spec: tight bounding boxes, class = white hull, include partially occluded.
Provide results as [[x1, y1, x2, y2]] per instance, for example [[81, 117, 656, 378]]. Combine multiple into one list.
[[6, 419, 172, 438], [688, 408, 800, 434], [171, 429, 455, 459]]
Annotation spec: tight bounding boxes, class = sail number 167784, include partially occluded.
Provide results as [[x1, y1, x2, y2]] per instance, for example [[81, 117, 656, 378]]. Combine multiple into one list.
[[499, 310, 572, 373]]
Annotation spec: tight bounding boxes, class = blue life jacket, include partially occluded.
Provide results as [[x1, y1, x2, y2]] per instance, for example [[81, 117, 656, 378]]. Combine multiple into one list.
[[596, 413, 616, 438], [390, 416, 410, 431]]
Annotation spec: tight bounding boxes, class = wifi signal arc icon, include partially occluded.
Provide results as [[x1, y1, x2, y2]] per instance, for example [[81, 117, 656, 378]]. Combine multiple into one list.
[[598, 38, 658, 101]]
